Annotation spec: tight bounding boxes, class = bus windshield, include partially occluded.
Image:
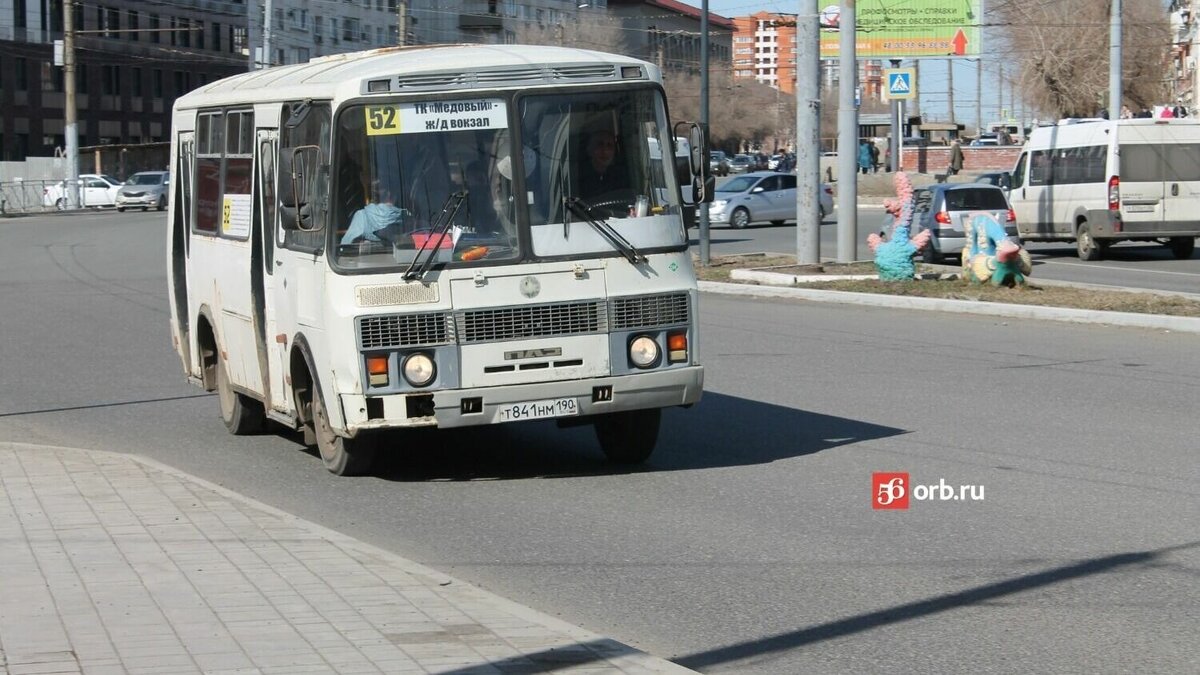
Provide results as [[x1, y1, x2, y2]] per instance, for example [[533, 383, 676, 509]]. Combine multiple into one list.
[[520, 88, 685, 257], [330, 87, 684, 271], [331, 97, 521, 270]]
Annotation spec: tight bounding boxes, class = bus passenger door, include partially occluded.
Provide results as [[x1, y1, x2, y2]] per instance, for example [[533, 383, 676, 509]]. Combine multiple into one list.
[[256, 129, 293, 413], [169, 131, 195, 375]]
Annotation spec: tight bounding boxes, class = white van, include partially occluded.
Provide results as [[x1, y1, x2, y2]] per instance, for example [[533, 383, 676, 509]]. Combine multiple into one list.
[[1007, 118, 1200, 260]]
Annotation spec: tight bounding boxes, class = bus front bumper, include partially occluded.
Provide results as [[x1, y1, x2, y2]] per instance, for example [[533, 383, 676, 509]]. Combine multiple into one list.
[[339, 366, 704, 433]]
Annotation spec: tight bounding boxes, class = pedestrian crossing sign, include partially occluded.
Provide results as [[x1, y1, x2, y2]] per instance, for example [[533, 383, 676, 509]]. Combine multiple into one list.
[[884, 69, 916, 100]]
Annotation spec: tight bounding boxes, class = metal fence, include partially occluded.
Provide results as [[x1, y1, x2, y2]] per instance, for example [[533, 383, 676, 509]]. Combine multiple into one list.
[[0, 180, 60, 215]]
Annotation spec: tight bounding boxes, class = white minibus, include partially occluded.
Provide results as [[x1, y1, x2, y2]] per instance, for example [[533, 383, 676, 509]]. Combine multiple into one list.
[[1008, 118, 1200, 260], [167, 45, 711, 475]]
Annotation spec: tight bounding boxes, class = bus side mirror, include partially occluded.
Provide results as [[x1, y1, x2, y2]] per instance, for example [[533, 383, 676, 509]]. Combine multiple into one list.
[[287, 146, 323, 231], [675, 121, 714, 204]]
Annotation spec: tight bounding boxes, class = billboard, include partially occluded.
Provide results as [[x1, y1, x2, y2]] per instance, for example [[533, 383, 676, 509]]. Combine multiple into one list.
[[819, 1, 982, 60]]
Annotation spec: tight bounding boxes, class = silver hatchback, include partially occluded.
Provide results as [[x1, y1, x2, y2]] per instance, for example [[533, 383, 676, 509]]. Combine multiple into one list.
[[910, 183, 1019, 263], [115, 171, 170, 212], [708, 172, 834, 228]]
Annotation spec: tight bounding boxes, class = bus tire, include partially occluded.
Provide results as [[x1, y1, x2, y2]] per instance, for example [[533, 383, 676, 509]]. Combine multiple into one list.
[[1168, 236, 1195, 259], [730, 207, 750, 229], [215, 356, 265, 435], [310, 384, 376, 476], [594, 408, 661, 464], [1076, 222, 1102, 261]]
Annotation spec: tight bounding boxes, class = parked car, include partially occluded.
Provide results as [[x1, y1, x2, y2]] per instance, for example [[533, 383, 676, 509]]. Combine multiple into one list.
[[116, 171, 170, 211], [707, 171, 834, 228], [970, 131, 1013, 146], [42, 174, 122, 209], [909, 183, 1019, 263], [728, 154, 754, 174], [974, 171, 1012, 197], [709, 151, 730, 176]]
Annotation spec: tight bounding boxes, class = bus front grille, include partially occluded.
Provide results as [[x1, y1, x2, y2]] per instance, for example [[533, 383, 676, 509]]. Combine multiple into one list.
[[457, 300, 607, 344], [610, 293, 690, 330], [358, 312, 453, 349]]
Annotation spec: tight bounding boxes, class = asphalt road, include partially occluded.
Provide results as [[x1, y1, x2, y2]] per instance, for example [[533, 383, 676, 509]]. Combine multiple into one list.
[[693, 206, 1200, 294], [3, 209, 1199, 674]]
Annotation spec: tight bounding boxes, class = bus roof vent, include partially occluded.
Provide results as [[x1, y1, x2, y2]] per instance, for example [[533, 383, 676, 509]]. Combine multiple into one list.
[[551, 65, 618, 80], [383, 63, 620, 94]]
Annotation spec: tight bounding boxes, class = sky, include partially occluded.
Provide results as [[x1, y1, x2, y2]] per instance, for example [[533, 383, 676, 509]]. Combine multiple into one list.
[[676, 0, 1016, 132]]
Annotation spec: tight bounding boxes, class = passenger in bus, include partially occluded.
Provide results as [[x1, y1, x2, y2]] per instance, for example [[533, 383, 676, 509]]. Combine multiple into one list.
[[577, 129, 630, 200], [340, 182, 406, 245]]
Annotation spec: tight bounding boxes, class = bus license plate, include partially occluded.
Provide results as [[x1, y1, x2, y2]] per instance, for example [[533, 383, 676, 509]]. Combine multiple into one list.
[[1124, 204, 1155, 213], [495, 398, 578, 423]]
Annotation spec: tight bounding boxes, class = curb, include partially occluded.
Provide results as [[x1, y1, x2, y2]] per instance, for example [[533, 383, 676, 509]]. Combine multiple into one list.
[[697, 280, 1200, 333]]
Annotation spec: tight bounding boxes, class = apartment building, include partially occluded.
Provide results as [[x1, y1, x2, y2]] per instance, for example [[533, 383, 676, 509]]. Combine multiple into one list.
[[1170, 0, 1199, 110], [731, 11, 795, 93]]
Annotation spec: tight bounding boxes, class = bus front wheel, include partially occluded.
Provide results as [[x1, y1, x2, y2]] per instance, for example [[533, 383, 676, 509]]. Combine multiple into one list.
[[215, 357, 264, 435], [310, 385, 376, 476], [594, 408, 661, 464]]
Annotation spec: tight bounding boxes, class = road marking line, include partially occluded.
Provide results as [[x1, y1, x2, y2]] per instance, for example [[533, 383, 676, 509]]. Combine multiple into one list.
[[1036, 260, 1200, 278]]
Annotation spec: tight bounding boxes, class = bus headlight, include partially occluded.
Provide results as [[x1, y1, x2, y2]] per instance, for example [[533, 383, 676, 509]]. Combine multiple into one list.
[[629, 336, 660, 368], [402, 353, 437, 387]]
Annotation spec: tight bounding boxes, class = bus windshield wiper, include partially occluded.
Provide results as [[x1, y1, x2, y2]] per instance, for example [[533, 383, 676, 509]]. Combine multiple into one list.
[[563, 196, 646, 265], [404, 190, 468, 281]]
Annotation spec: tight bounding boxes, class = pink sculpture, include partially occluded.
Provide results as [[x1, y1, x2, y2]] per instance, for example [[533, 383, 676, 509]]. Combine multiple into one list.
[[867, 173, 932, 281]]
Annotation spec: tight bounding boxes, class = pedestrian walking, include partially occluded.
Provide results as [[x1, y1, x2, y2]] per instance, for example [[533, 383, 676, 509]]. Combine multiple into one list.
[[870, 142, 880, 173], [857, 140, 873, 175], [947, 138, 964, 178]]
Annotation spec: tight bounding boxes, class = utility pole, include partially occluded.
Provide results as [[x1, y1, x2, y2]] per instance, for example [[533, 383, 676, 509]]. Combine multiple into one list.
[[975, 58, 982, 137], [398, 0, 409, 45], [947, 58, 955, 128], [796, 0, 820, 263], [698, 0, 711, 265], [63, 0, 79, 209], [263, 0, 273, 67], [910, 59, 921, 120], [1110, 0, 1122, 116], [837, 0, 857, 263], [247, 0, 257, 70], [890, 58, 900, 174]]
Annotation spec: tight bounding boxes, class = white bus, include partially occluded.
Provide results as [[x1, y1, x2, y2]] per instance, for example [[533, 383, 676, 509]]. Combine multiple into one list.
[[167, 45, 711, 475], [1008, 118, 1200, 260]]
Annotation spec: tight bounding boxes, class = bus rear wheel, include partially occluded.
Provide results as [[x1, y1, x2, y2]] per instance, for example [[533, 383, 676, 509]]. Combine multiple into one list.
[[215, 357, 264, 435], [1076, 222, 1104, 261], [594, 408, 661, 464], [310, 384, 376, 476]]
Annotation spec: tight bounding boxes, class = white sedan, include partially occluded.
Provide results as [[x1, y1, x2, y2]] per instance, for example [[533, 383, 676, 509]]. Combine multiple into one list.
[[42, 174, 123, 209]]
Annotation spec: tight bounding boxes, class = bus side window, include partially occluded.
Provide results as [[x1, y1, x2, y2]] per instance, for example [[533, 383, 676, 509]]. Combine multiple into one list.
[[1011, 153, 1026, 189]]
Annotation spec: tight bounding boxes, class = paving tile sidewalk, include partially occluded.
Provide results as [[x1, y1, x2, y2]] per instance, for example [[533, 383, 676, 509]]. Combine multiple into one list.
[[0, 443, 695, 675]]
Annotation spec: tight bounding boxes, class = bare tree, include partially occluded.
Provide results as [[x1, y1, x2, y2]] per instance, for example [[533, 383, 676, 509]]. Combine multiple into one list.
[[993, 0, 1170, 118], [663, 69, 795, 152], [515, 12, 627, 54]]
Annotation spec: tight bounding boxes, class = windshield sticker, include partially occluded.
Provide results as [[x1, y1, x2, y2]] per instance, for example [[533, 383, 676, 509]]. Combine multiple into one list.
[[221, 194, 251, 238], [364, 99, 508, 136]]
